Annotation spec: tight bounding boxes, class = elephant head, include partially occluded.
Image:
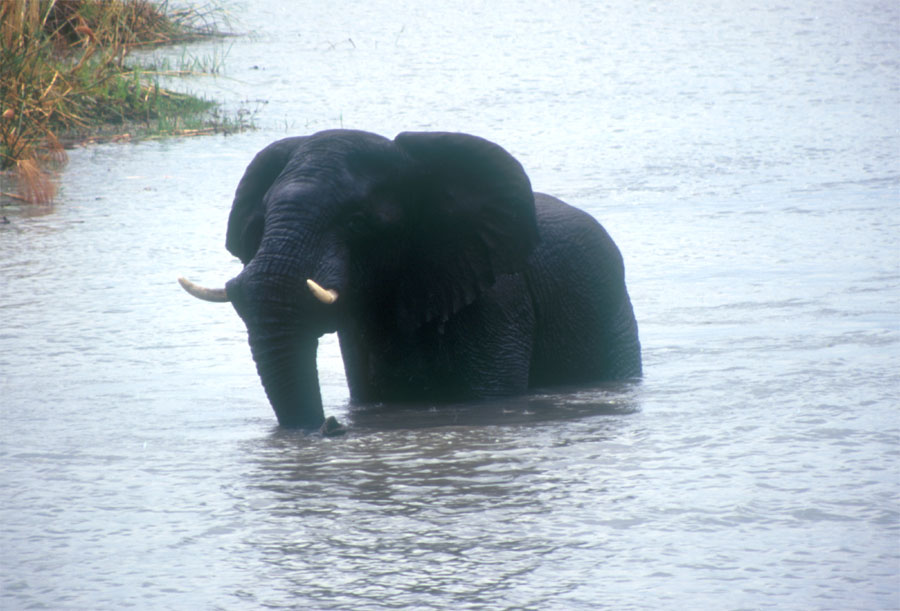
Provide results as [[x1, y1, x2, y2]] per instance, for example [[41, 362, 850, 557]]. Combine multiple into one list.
[[181, 130, 539, 429]]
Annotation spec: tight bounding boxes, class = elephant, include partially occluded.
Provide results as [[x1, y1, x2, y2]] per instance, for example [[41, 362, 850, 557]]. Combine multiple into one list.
[[179, 130, 641, 429]]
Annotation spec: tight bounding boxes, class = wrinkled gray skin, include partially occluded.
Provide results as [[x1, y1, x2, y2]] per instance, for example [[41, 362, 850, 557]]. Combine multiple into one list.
[[207, 130, 640, 428]]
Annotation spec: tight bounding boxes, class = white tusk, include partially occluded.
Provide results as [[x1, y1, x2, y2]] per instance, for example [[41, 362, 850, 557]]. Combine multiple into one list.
[[178, 277, 230, 303], [306, 279, 338, 304]]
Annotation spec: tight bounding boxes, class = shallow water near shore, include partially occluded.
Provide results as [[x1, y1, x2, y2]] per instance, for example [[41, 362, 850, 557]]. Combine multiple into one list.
[[2, 1, 898, 608]]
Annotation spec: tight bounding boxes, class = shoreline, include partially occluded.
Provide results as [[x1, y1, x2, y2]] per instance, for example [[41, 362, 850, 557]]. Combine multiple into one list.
[[0, 0, 248, 203]]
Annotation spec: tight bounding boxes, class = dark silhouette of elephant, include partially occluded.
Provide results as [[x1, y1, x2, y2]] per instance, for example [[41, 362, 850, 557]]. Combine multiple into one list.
[[180, 130, 641, 428]]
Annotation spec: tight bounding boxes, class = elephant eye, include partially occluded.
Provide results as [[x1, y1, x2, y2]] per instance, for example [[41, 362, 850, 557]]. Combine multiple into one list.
[[345, 211, 371, 236], [342, 197, 404, 240]]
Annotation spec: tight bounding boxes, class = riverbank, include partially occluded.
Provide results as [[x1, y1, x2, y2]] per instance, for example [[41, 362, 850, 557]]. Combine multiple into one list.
[[0, 0, 246, 203]]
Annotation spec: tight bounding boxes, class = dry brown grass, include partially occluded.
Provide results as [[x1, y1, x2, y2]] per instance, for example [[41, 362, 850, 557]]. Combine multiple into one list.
[[0, 0, 230, 203]]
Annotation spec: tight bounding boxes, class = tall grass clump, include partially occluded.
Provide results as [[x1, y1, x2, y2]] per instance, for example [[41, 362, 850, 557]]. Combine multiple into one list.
[[0, 0, 241, 203]]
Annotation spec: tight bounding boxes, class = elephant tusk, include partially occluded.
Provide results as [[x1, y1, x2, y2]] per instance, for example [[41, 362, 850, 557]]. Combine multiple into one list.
[[307, 279, 339, 304], [178, 277, 230, 303]]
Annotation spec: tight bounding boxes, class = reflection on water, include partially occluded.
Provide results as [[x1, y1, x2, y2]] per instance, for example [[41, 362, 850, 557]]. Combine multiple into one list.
[[245, 411, 635, 609], [2, 0, 898, 608], [342, 384, 640, 430]]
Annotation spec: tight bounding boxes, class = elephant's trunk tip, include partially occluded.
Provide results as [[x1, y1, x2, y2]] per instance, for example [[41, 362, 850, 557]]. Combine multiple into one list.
[[178, 276, 230, 303], [319, 415, 348, 437]]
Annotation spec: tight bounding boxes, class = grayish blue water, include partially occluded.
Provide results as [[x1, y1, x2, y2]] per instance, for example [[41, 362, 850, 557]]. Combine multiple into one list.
[[2, 1, 898, 608]]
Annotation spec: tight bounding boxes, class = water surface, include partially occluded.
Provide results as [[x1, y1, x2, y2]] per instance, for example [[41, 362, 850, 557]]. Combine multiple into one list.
[[2, 1, 898, 608]]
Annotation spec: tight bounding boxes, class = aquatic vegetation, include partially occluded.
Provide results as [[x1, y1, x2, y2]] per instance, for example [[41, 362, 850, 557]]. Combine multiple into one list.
[[0, 0, 247, 202]]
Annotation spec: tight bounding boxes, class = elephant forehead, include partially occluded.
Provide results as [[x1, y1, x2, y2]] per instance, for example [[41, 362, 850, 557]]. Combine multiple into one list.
[[270, 140, 407, 200], [293, 130, 397, 170], [260, 172, 401, 223], [345, 146, 409, 179]]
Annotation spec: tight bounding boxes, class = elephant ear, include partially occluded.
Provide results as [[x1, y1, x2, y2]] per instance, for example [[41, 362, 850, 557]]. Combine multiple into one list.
[[393, 131, 539, 327], [226, 137, 307, 264]]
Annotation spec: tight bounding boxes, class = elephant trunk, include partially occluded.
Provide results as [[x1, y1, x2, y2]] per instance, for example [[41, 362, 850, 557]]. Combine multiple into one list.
[[226, 268, 328, 429], [248, 328, 324, 429]]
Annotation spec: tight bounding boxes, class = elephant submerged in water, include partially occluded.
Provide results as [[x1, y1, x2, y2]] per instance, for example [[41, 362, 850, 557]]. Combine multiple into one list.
[[180, 130, 641, 429]]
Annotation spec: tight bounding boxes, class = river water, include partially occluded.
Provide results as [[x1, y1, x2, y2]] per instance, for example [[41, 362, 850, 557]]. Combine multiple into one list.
[[1, 1, 898, 608]]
